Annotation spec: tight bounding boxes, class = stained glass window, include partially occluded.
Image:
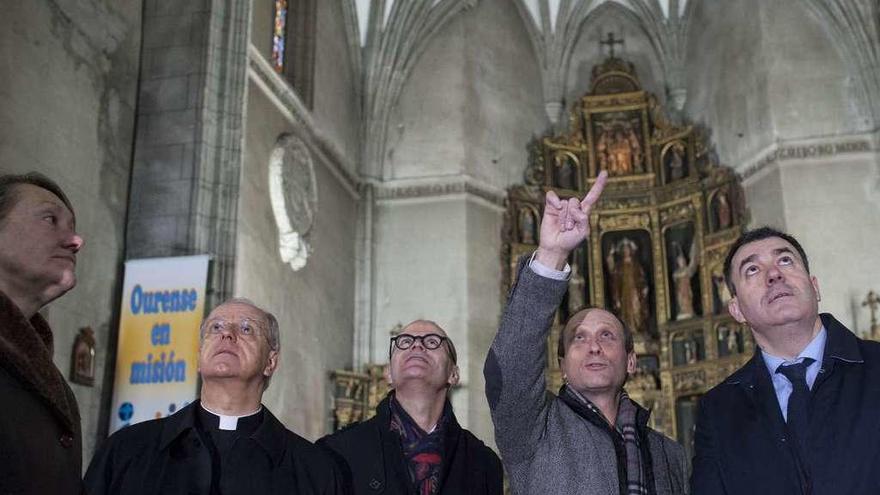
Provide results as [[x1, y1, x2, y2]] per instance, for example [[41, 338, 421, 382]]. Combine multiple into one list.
[[272, 0, 288, 73]]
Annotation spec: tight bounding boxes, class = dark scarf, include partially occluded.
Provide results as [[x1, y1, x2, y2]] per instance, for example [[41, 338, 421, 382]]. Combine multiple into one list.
[[558, 384, 653, 495], [0, 290, 80, 434], [389, 395, 449, 495]]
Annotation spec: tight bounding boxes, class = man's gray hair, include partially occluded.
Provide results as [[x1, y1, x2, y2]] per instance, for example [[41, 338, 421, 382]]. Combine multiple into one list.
[[200, 298, 280, 389], [200, 297, 280, 351]]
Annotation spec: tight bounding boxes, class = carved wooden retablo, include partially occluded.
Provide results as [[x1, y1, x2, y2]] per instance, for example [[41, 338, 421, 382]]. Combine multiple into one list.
[[329, 364, 390, 430], [502, 55, 755, 459]]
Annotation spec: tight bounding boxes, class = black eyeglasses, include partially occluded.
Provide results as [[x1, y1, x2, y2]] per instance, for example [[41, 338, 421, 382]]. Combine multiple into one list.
[[390, 333, 448, 351]]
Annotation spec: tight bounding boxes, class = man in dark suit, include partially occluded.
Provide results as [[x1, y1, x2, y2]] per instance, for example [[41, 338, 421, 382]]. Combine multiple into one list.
[[86, 298, 341, 495], [691, 226, 880, 494], [0, 172, 85, 495], [320, 320, 503, 494]]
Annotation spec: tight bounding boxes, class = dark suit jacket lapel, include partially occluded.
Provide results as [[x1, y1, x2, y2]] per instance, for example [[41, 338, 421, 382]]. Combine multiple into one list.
[[439, 409, 463, 494], [748, 353, 789, 439], [733, 350, 808, 492]]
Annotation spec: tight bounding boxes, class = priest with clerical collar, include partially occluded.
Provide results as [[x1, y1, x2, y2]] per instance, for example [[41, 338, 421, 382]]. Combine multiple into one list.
[[86, 298, 342, 495], [319, 320, 503, 494]]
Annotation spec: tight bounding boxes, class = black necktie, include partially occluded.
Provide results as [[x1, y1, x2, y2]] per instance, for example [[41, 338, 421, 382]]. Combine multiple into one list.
[[777, 358, 815, 447]]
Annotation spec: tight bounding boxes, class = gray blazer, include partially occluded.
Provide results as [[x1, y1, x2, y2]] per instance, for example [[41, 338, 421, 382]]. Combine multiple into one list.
[[484, 259, 687, 494]]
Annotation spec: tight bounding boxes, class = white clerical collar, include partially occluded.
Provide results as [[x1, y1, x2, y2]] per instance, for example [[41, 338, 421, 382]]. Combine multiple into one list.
[[200, 403, 262, 431]]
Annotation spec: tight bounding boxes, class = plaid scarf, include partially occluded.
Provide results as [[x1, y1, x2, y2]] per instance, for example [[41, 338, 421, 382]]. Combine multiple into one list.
[[616, 392, 648, 495], [559, 385, 649, 495], [389, 395, 448, 495]]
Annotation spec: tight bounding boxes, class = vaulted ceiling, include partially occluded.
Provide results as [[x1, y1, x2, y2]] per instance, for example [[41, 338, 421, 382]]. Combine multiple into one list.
[[339, 0, 880, 178]]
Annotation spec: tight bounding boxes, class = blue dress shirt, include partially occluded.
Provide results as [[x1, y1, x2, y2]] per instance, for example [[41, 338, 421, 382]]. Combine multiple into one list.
[[760, 326, 827, 422]]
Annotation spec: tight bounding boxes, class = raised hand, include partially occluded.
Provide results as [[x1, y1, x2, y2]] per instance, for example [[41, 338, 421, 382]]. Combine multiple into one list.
[[535, 171, 608, 270]]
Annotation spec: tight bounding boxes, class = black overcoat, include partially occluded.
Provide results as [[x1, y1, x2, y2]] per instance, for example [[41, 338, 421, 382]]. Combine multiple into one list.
[[318, 395, 504, 495], [85, 401, 342, 495], [692, 313, 880, 494], [0, 292, 82, 495]]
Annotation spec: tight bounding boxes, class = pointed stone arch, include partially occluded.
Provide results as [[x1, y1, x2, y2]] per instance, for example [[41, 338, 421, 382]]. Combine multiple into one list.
[[801, 0, 880, 126], [357, 0, 478, 180], [512, 0, 696, 125]]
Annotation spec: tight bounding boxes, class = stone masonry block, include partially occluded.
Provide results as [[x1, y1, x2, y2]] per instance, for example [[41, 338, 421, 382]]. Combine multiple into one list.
[[144, 108, 198, 146], [126, 214, 184, 259], [149, 0, 209, 17], [142, 14, 202, 49], [146, 45, 205, 78], [132, 144, 189, 179], [139, 76, 190, 114]]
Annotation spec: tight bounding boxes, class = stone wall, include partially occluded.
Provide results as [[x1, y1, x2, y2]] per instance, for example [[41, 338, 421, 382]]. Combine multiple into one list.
[[250, 0, 361, 173], [761, 0, 870, 137], [383, 21, 468, 180], [239, 41, 359, 438], [685, 0, 775, 167], [462, 0, 547, 189], [0, 0, 142, 462]]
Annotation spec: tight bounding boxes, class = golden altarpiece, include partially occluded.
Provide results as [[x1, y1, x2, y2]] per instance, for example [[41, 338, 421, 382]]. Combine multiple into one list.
[[501, 56, 753, 456]]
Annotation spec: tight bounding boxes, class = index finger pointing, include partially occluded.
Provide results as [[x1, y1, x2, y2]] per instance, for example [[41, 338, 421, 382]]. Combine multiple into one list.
[[581, 170, 608, 210]]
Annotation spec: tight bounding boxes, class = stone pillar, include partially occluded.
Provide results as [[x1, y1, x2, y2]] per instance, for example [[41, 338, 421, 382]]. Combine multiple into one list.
[[126, 0, 251, 306]]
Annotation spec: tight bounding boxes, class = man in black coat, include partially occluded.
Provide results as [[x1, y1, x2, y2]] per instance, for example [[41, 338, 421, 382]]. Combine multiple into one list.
[[319, 320, 503, 494], [691, 227, 880, 494], [0, 173, 85, 495], [85, 298, 341, 495]]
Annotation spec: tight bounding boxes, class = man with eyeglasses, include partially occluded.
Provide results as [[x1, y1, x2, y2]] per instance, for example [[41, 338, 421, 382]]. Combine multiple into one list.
[[319, 319, 503, 494], [86, 298, 342, 494]]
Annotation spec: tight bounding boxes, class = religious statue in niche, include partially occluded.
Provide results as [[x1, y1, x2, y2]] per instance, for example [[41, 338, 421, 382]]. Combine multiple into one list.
[[665, 222, 702, 321], [518, 206, 537, 244], [671, 241, 700, 321], [663, 141, 688, 182], [554, 152, 578, 190], [605, 236, 651, 337], [70, 327, 96, 386], [595, 121, 643, 176], [628, 355, 660, 391], [717, 324, 744, 357], [712, 189, 733, 231], [672, 333, 704, 366], [683, 340, 697, 364], [711, 265, 733, 314], [568, 261, 587, 315]]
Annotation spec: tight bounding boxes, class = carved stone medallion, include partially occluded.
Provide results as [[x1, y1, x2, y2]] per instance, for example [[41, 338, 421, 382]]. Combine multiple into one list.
[[269, 133, 318, 271]]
